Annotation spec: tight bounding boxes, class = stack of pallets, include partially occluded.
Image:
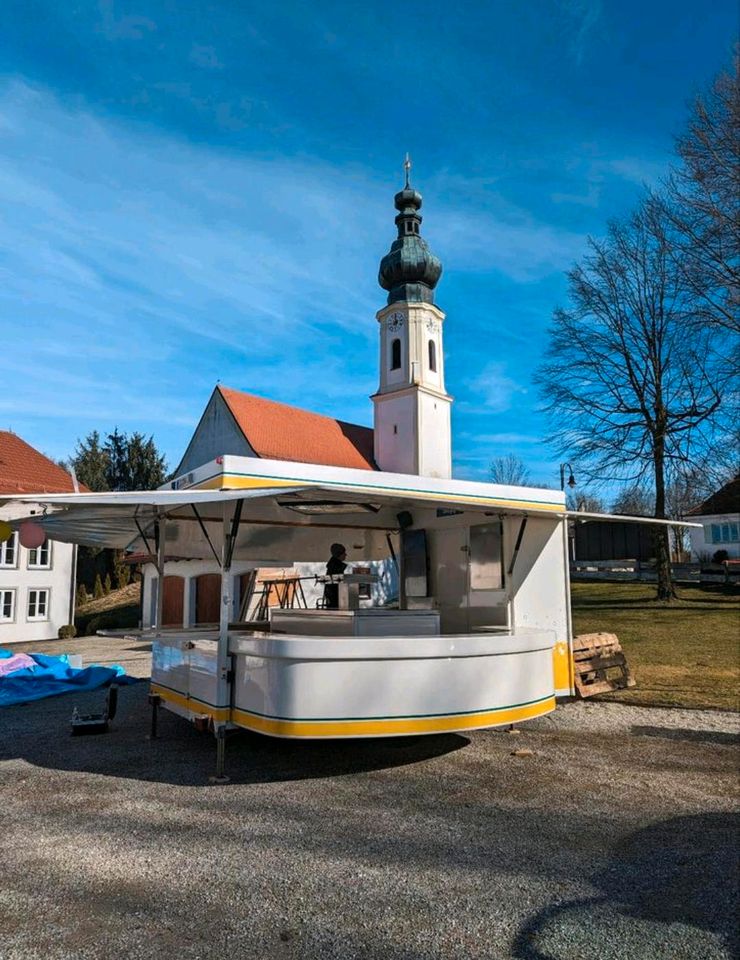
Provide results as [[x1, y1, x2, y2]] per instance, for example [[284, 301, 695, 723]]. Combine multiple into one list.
[[573, 632, 635, 698]]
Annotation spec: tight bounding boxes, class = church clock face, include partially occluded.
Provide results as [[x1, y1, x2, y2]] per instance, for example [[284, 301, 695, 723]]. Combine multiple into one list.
[[387, 311, 405, 330]]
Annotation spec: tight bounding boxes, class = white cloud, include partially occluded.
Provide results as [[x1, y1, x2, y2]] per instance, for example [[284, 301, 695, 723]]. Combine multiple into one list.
[[556, 0, 603, 66], [465, 362, 527, 414], [189, 45, 224, 70], [0, 78, 599, 463]]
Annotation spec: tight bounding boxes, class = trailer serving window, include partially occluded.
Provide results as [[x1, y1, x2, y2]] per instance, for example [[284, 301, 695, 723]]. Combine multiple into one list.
[[469, 523, 503, 590]]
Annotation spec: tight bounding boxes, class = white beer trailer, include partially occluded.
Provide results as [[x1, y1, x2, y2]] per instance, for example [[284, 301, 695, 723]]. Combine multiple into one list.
[[2, 456, 698, 779]]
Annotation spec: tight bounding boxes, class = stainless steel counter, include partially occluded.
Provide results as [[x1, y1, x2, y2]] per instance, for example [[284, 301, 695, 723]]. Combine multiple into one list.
[[269, 608, 441, 637]]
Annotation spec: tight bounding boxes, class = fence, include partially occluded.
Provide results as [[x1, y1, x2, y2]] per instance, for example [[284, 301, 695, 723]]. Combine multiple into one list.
[[570, 560, 739, 584]]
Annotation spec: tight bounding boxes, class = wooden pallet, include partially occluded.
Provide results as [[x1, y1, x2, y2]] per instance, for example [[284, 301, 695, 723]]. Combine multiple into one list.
[[573, 632, 636, 698]]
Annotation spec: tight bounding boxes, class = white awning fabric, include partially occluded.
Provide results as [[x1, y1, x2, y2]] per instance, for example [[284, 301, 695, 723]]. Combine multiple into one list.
[[0, 480, 700, 557]]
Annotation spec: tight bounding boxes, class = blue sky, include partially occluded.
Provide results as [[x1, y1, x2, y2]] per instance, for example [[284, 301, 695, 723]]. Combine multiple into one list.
[[0, 1, 736, 486]]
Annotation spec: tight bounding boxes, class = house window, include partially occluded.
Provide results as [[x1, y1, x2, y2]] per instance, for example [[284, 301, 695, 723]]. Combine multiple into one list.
[[0, 532, 18, 568], [0, 589, 15, 622], [428, 339, 437, 372], [391, 338, 402, 370], [27, 588, 50, 621], [28, 541, 52, 569], [710, 522, 739, 544]]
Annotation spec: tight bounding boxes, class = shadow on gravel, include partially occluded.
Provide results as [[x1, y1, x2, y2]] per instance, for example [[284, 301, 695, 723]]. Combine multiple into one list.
[[631, 725, 739, 746], [3, 683, 470, 786], [512, 812, 740, 960]]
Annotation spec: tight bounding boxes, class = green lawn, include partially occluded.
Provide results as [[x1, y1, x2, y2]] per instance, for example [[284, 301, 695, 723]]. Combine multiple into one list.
[[571, 581, 740, 711]]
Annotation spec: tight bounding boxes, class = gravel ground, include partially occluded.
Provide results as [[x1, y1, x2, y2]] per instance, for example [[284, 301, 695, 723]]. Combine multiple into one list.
[[1, 636, 738, 960]]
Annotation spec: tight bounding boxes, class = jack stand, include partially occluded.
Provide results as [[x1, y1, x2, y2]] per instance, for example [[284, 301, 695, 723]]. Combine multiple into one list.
[[71, 684, 118, 735], [506, 723, 521, 736], [209, 727, 230, 784], [148, 694, 161, 740]]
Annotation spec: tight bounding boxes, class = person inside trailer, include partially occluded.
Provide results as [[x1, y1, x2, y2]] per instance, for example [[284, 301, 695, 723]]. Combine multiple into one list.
[[323, 542, 348, 609]]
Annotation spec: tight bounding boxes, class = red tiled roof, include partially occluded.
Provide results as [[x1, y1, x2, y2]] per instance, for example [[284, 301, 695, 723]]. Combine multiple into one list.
[[687, 476, 740, 517], [0, 431, 82, 494], [218, 386, 377, 471]]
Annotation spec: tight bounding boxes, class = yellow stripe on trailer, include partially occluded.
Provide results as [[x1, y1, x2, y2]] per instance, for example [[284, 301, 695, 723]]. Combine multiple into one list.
[[150, 683, 231, 723], [230, 696, 556, 739]]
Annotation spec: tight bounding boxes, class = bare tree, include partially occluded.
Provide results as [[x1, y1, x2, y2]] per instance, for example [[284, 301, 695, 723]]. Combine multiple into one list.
[[611, 485, 654, 516], [662, 57, 740, 337], [567, 491, 605, 513], [490, 454, 532, 486], [537, 199, 726, 599]]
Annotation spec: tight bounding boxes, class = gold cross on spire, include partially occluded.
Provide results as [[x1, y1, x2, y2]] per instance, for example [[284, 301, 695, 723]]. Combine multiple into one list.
[[404, 152, 412, 188]]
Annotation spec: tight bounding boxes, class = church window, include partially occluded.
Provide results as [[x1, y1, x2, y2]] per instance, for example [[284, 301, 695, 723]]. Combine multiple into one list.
[[428, 339, 437, 372], [391, 338, 401, 370]]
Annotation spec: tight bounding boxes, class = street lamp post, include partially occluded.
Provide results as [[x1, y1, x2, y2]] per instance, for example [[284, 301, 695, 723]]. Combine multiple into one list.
[[559, 463, 577, 492]]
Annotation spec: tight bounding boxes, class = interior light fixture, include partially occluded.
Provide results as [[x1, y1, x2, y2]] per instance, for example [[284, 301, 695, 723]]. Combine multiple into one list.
[[277, 500, 381, 516]]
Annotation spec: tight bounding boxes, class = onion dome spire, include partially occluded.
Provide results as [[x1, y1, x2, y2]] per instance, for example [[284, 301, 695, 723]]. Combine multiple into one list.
[[378, 155, 443, 305]]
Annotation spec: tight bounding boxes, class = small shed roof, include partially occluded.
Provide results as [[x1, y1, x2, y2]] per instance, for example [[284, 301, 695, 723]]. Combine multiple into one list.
[[686, 476, 740, 517]]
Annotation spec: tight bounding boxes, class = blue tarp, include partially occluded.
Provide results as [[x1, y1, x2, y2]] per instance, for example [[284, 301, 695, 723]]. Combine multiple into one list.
[[0, 648, 139, 707]]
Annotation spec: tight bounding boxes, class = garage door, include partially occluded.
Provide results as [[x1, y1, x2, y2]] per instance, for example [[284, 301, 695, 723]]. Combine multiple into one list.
[[195, 573, 221, 624], [162, 576, 184, 627]]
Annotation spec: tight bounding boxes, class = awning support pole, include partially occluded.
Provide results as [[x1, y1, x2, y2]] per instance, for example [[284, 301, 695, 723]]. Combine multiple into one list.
[[225, 498, 244, 570], [214, 501, 238, 769], [154, 512, 166, 634], [386, 533, 399, 573], [508, 517, 528, 577], [191, 504, 221, 566], [133, 513, 154, 555]]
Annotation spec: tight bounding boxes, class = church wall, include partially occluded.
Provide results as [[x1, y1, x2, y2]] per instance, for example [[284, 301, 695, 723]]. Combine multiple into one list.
[[175, 391, 255, 478], [417, 390, 452, 479], [373, 391, 418, 474]]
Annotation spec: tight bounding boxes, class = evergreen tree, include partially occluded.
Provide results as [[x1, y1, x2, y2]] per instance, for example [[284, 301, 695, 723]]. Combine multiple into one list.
[[104, 428, 130, 491], [69, 429, 168, 493], [69, 429, 167, 602], [93, 574, 104, 600], [113, 550, 131, 589], [70, 431, 110, 492], [76, 584, 88, 608], [123, 432, 168, 490], [104, 573, 112, 594]]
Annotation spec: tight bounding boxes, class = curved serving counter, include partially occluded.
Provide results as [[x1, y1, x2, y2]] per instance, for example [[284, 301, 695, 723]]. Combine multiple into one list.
[[151, 627, 557, 739]]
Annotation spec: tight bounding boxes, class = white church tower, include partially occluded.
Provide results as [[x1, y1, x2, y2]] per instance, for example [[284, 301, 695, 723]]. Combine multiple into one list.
[[372, 159, 452, 478]]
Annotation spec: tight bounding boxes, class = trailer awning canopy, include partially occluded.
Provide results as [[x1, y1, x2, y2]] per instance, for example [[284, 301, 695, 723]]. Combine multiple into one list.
[[0, 456, 700, 561]]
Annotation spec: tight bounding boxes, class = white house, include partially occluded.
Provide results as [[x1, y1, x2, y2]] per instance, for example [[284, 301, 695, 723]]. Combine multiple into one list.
[[0, 431, 78, 643], [688, 476, 740, 561]]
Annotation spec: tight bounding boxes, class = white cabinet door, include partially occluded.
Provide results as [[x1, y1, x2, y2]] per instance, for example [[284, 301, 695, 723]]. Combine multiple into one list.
[[430, 527, 470, 633]]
